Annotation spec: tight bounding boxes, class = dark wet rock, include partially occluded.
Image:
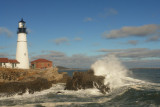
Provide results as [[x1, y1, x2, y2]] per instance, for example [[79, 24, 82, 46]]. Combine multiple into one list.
[[65, 69, 110, 94], [93, 82, 110, 94], [0, 78, 52, 96], [56, 91, 63, 94]]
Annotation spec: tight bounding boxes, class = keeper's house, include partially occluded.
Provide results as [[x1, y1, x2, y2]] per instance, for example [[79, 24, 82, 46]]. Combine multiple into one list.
[[31, 59, 52, 69], [0, 58, 19, 68]]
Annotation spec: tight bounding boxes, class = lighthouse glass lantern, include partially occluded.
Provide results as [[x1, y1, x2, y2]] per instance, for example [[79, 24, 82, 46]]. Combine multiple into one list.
[[17, 18, 27, 34]]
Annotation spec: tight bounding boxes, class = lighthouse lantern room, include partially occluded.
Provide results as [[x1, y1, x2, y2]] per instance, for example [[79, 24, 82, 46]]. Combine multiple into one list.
[[16, 18, 29, 69]]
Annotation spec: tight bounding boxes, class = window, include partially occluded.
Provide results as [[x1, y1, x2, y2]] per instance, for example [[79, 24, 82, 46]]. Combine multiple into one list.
[[0, 63, 2, 67]]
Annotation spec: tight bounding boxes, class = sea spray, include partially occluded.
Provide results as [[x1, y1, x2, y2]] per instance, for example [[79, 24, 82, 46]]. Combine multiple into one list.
[[91, 55, 129, 89]]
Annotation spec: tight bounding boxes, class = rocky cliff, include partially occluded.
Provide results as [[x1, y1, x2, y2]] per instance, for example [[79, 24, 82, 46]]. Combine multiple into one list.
[[0, 67, 68, 83], [0, 67, 69, 96]]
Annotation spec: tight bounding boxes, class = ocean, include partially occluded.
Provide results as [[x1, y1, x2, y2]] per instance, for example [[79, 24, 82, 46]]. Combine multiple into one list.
[[0, 68, 160, 107]]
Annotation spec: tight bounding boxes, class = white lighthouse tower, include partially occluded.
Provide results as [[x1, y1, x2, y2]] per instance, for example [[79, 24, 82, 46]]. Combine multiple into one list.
[[16, 18, 29, 69]]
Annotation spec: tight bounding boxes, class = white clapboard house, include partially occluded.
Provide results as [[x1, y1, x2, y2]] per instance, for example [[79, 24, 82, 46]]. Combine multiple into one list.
[[0, 58, 19, 69]]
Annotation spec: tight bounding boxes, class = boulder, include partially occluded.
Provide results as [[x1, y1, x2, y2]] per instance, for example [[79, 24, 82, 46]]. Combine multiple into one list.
[[65, 69, 110, 94]]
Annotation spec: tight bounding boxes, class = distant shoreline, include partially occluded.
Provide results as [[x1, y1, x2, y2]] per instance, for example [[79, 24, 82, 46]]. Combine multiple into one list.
[[130, 68, 160, 69], [56, 66, 88, 71], [58, 66, 160, 71], [58, 68, 88, 71]]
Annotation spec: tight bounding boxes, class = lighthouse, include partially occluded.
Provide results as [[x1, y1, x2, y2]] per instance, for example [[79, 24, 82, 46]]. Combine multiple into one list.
[[16, 18, 29, 69]]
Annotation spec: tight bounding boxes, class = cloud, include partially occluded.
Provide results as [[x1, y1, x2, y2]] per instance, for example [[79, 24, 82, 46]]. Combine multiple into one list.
[[146, 35, 160, 42], [53, 37, 69, 45], [27, 28, 31, 34], [0, 27, 13, 37], [31, 51, 98, 68], [97, 48, 160, 68], [51, 37, 83, 45], [39, 50, 66, 57], [74, 37, 82, 41], [122, 59, 160, 68], [103, 24, 160, 39], [0, 52, 9, 57], [0, 46, 5, 49], [84, 17, 93, 22], [97, 48, 160, 59], [126, 40, 138, 45], [109, 8, 118, 15], [49, 51, 66, 57], [41, 50, 50, 54], [100, 8, 118, 18], [31, 49, 160, 68], [97, 48, 131, 52], [93, 43, 100, 46]]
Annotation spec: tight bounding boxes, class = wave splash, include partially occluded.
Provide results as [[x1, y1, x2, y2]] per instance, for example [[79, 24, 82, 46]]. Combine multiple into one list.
[[91, 55, 130, 89]]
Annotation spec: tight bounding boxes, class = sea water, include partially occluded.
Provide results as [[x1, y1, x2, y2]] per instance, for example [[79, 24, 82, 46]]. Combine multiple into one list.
[[0, 55, 160, 107]]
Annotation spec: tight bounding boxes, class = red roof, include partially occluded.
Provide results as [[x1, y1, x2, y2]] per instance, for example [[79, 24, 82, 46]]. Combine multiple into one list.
[[0, 58, 8, 63], [0, 58, 19, 63], [31, 59, 52, 63], [9, 59, 19, 63]]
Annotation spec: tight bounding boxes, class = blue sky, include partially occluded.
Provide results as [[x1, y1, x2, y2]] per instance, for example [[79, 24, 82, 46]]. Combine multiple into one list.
[[0, 0, 160, 68]]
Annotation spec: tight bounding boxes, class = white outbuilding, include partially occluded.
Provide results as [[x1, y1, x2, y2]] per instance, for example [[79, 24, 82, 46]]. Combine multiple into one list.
[[0, 58, 19, 68]]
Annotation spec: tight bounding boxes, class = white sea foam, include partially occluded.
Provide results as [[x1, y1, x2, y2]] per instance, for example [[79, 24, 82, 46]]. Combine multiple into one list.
[[0, 83, 102, 101], [4, 102, 93, 107], [91, 55, 129, 89]]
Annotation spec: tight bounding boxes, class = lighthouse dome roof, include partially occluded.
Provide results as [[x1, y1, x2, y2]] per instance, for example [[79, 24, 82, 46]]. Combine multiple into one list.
[[19, 18, 26, 23]]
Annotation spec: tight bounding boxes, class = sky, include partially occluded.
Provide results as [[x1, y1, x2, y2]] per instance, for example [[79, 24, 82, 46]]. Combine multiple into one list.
[[0, 0, 160, 68]]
